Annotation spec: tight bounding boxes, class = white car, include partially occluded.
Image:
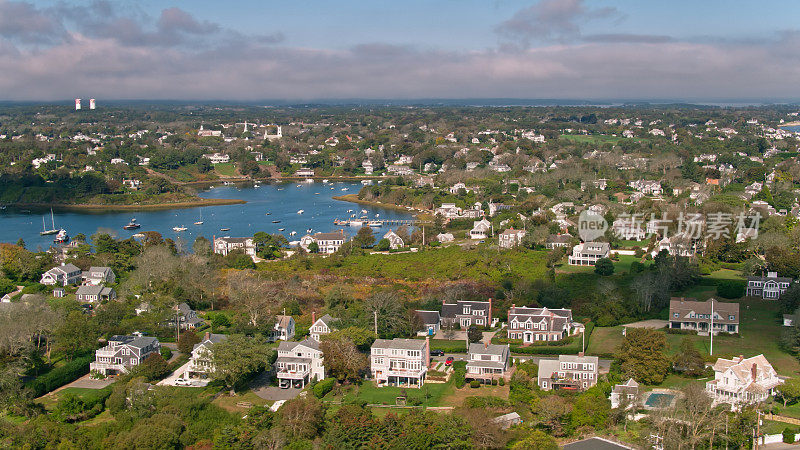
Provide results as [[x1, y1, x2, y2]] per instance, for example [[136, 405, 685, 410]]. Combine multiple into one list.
[[174, 378, 192, 386]]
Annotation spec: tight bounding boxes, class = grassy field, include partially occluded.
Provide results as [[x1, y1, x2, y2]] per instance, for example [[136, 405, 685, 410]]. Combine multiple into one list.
[[212, 390, 271, 412], [214, 163, 239, 177], [587, 297, 800, 376], [265, 246, 550, 282], [560, 134, 627, 144], [37, 387, 109, 411], [328, 381, 454, 407]]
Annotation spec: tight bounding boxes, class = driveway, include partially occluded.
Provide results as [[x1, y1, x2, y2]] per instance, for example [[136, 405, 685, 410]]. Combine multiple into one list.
[[157, 360, 208, 387], [250, 371, 303, 401], [622, 319, 668, 329]]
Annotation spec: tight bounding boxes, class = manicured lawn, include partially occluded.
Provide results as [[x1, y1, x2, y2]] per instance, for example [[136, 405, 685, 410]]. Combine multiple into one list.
[[329, 381, 453, 407], [773, 401, 800, 420], [560, 134, 626, 144], [706, 269, 743, 280], [619, 240, 650, 248], [438, 383, 509, 407], [214, 163, 238, 177], [587, 297, 800, 376], [212, 390, 271, 412]]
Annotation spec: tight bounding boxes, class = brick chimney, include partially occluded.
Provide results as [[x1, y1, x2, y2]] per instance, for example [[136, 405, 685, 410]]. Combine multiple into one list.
[[425, 336, 431, 368], [204, 331, 210, 341], [312, 311, 316, 324], [751, 363, 757, 380], [578, 351, 585, 357], [488, 298, 493, 326]]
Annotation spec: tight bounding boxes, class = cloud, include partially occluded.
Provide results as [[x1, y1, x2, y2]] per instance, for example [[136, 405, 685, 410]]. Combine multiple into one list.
[[495, 0, 620, 45], [0, 0, 67, 44]]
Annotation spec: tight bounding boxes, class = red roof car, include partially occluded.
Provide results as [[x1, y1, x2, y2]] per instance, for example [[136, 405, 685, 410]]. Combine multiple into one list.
[[445, 356, 454, 366]]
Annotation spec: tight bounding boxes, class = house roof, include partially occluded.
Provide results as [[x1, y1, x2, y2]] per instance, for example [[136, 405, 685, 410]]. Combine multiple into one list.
[[563, 437, 634, 450], [87, 266, 113, 275], [278, 337, 320, 352], [441, 300, 491, 318], [468, 342, 508, 357], [747, 274, 793, 283], [109, 335, 159, 349], [612, 378, 639, 395], [275, 315, 294, 329], [415, 310, 441, 325], [313, 314, 337, 328], [372, 338, 427, 351], [174, 302, 193, 314], [193, 333, 228, 351], [546, 233, 573, 244], [49, 263, 80, 274], [314, 230, 345, 241], [76, 285, 113, 296]]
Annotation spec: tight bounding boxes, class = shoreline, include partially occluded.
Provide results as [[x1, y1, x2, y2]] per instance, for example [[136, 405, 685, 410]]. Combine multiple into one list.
[[182, 175, 389, 187], [332, 194, 419, 214], [6, 197, 246, 212], [779, 121, 800, 127]]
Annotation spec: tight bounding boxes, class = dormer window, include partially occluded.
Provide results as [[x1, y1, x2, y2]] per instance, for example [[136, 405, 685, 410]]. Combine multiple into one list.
[[463, 305, 471, 315]]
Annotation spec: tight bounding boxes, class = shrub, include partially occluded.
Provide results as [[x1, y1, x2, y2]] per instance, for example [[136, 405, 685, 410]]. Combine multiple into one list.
[[717, 279, 746, 299], [161, 347, 173, 360], [470, 380, 481, 388], [313, 378, 335, 398], [27, 355, 92, 397], [784, 427, 797, 444], [453, 366, 466, 388], [498, 378, 505, 386], [491, 379, 498, 386]]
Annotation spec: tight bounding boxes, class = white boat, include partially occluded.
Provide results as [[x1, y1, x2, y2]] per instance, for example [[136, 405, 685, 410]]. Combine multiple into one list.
[[349, 221, 363, 227], [307, 228, 313, 233], [347, 209, 353, 213], [322, 179, 329, 183], [297, 210, 304, 214], [278, 228, 285, 231], [54, 229, 69, 243], [368, 221, 382, 228], [40, 209, 58, 235], [361, 209, 368, 214], [341, 188, 348, 191], [361, 180, 373, 185], [194, 209, 204, 225], [173, 226, 187, 232], [290, 231, 297, 236], [304, 179, 314, 183]]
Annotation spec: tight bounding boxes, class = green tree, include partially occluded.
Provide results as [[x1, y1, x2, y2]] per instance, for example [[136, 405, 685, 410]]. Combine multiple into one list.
[[319, 336, 368, 383], [53, 311, 97, 360], [511, 430, 558, 450], [467, 325, 483, 343], [212, 334, 273, 391], [616, 328, 671, 384], [594, 258, 615, 276], [777, 377, 800, 407], [308, 241, 319, 253], [177, 329, 201, 354], [278, 396, 325, 440], [673, 337, 705, 376], [570, 388, 610, 430], [353, 226, 375, 248], [375, 238, 390, 251]]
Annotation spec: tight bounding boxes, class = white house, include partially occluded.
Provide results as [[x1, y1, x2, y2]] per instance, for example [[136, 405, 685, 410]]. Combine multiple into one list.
[[40, 263, 82, 286], [538, 354, 599, 391], [275, 338, 326, 389], [300, 230, 346, 254], [466, 343, 510, 381], [203, 153, 230, 164], [611, 378, 640, 409], [309, 313, 338, 341], [746, 272, 793, 299], [568, 242, 610, 266], [371, 338, 430, 388], [213, 237, 256, 257], [382, 230, 405, 249], [706, 354, 783, 407], [271, 315, 295, 342], [187, 332, 228, 379], [470, 219, 492, 240], [82, 266, 116, 285]]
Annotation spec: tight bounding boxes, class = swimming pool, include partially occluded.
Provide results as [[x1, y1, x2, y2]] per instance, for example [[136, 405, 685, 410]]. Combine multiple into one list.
[[645, 392, 675, 408]]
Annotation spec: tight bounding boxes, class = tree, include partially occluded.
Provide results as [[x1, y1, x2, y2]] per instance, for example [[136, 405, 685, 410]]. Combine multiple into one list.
[[467, 325, 482, 343], [353, 227, 375, 248], [777, 377, 800, 407], [278, 396, 324, 440], [192, 236, 212, 256], [177, 329, 201, 354], [364, 291, 408, 338], [594, 257, 615, 276], [375, 238, 390, 251], [535, 395, 571, 436], [133, 353, 170, 381], [570, 388, 610, 431], [673, 337, 705, 376], [511, 430, 558, 450], [307, 241, 319, 253], [326, 326, 375, 351], [319, 336, 369, 383], [212, 334, 273, 391], [53, 310, 97, 360], [616, 328, 671, 384], [226, 270, 280, 331]]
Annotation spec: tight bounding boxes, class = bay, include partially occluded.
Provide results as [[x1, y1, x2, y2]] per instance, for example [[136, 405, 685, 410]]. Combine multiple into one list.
[[0, 181, 414, 251]]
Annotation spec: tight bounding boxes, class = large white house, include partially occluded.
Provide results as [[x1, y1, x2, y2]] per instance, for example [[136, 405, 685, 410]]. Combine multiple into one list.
[[82, 266, 116, 285], [507, 306, 575, 343], [371, 338, 430, 388], [300, 230, 346, 254], [470, 219, 492, 240], [568, 242, 610, 266], [466, 343, 510, 381], [40, 263, 82, 286], [706, 354, 783, 407], [538, 354, 599, 391], [90, 334, 161, 376], [275, 338, 326, 389], [746, 272, 793, 299], [213, 237, 256, 257], [187, 332, 228, 379]]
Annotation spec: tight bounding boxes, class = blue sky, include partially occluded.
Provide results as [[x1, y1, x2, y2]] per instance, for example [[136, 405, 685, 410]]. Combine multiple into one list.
[[2, 0, 800, 101]]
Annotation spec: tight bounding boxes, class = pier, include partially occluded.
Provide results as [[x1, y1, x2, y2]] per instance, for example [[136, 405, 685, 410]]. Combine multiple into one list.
[[334, 218, 432, 227]]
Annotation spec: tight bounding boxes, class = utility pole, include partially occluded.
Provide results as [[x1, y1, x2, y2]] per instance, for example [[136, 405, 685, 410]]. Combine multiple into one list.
[[710, 298, 714, 356], [374, 310, 378, 336], [175, 307, 180, 342], [582, 329, 585, 353]]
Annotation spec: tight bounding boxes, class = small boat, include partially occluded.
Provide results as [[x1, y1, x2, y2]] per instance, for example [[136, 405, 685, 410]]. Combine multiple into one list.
[[297, 210, 304, 214], [296, 184, 302, 187], [173, 226, 187, 232], [266, 212, 271, 215], [330, 187, 334, 190], [290, 231, 297, 236], [220, 228, 230, 231], [278, 228, 285, 231], [304, 179, 314, 183], [350, 221, 363, 227], [307, 228, 313, 233], [361, 180, 372, 185], [272, 220, 281, 223], [341, 188, 348, 191], [347, 209, 353, 213], [40, 209, 58, 235], [277, 188, 284, 191], [194, 210, 204, 225], [123, 218, 141, 230], [322, 179, 329, 183], [54, 229, 69, 243], [361, 209, 368, 214], [368, 221, 382, 228]]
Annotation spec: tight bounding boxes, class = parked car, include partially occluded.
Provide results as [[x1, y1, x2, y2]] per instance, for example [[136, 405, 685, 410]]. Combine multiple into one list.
[[430, 349, 444, 356], [174, 378, 192, 386], [445, 356, 454, 366]]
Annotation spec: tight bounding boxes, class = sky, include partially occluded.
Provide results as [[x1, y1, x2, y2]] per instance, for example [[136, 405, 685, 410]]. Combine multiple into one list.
[[2, 0, 800, 102]]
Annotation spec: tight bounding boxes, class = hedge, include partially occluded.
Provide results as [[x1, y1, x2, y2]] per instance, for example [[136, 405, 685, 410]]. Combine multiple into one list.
[[414, 338, 468, 353], [313, 378, 335, 398], [27, 355, 92, 397]]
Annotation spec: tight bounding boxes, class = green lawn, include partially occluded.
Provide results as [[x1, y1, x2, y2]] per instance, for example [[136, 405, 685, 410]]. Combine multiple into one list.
[[327, 381, 454, 407], [560, 134, 626, 144], [214, 163, 238, 177], [587, 297, 800, 376], [37, 387, 110, 411]]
